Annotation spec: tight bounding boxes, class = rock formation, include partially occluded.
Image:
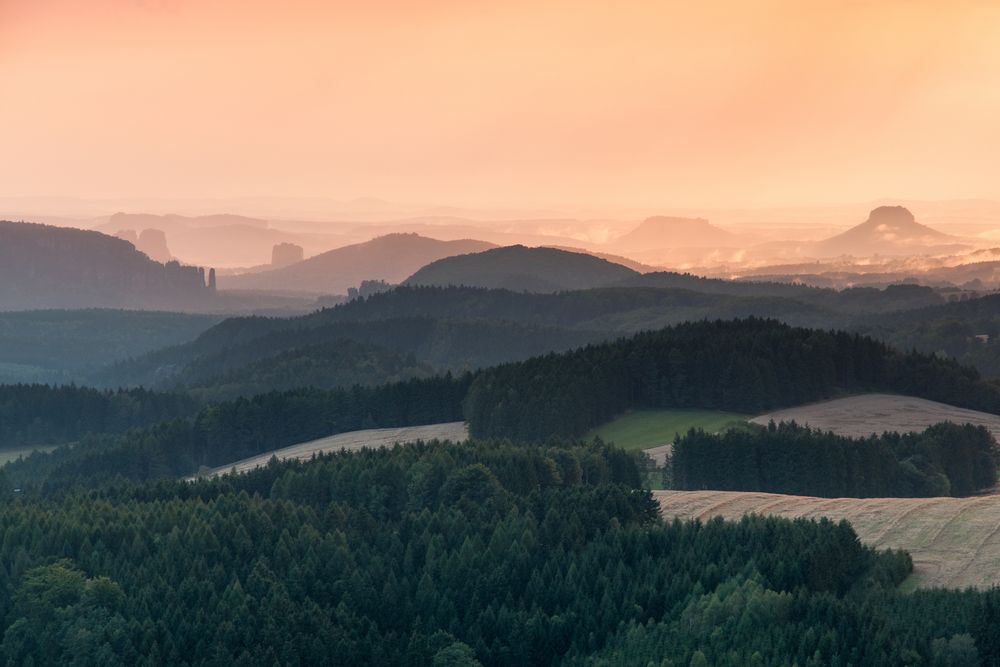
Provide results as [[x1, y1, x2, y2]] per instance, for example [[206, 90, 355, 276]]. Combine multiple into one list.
[[137, 228, 173, 263], [271, 242, 305, 268]]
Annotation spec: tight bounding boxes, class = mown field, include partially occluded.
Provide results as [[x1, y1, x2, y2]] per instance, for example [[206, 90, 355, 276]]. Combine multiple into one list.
[[656, 489, 1000, 589], [194, 421, 470, 478], [751, 393, 1000, 439]]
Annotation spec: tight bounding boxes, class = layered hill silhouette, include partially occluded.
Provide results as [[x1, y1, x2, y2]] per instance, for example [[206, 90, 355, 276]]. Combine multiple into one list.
[[612, 216, 744, 250], [220, 233, 495, 294], [605, 216, 749, 265], [98, 212, 339, 267], [403, 245, 639, 292], [0, 221, 215, 310], [815, 206, 968, 257]]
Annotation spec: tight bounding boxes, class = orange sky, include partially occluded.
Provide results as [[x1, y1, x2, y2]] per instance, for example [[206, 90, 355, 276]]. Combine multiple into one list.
[[2, 0, 1000, 211]]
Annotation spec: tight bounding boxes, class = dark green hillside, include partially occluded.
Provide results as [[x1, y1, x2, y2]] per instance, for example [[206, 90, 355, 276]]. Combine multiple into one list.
[[621, 272, 943, 311], [465, 318, 1000, 440], [93, 281, 987, 397], [185, 339, 435, 401], [856, 292, 1000, 376], [5, 374, 472, 490], [97, 285, 837, 387], [403, 245, 639, 292], [672, 421, 999, 498], [0, 309, 221, 384], [0, 385, 197, 449], [97, 315, 602, 389], [3, 439, 1000, 666]]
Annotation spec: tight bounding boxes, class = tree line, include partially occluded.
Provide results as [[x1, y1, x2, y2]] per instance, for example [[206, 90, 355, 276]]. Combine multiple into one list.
[[0, 384, 197, 449], [5, 373, 472, 492], [464, 318, 1000, 441], [672, 421, 999, 497]]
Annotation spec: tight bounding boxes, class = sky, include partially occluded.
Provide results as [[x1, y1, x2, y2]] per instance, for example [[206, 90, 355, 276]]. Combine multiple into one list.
[[2, 0, 1000, 212]]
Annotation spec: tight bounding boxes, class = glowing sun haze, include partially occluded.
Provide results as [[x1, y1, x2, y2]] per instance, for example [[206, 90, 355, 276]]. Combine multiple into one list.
[[2, 0, 999, 210]]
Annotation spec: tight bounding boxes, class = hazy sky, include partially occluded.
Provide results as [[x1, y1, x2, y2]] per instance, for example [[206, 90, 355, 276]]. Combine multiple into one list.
[[3, 0, 1000, 210]]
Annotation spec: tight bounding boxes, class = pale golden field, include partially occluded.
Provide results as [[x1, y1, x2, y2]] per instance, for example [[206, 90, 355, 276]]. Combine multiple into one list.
[[194, 422, 470, 478], [656, 489, 1000, 589], [751, 394, 1000, 439]]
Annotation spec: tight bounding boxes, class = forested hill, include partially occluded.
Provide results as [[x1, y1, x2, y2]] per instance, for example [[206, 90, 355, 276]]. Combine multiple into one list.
[[464, 318, 1000, 440], [0, 221, 216, 310], [0, 440, 963, 666], [219, 233, 495, 294], [0, 385, 198, 449], [403, 245, 640, 292], [98, 282, 949, 389]]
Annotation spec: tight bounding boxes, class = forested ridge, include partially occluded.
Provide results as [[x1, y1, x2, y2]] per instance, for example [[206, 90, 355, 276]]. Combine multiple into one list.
[[0, 385, 198, 449], [5, 374, 472, 492], [183, 339, 435, 401], [4, 313, 1000, 663], [465, 318, 1000, 441], [98, 316, 598, 390], [0, 309, 221, 385], [672, 422, 999, 497], [10, 439, 1000, 666], [95, 282, 959, 391]]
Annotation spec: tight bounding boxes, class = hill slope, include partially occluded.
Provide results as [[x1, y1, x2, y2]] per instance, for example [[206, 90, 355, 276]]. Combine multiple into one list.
[[816, 206, 967, 257], [464, 318, 1000, 440], [0, 220, 214, 310], [612, 216, 743, 250], [99, 212, 323, 267], [657, 489, 1000, 589], [404, 245, 639, 292], [221, 233, 494, 294]]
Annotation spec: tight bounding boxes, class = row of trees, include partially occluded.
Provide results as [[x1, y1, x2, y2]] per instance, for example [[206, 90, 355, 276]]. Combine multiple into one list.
[[0, 384, 197, 448], [465, 318, 1000, 441], [672, 421, 999, 497], [6, 374, 472, 492], [0, 439, 963, 666]]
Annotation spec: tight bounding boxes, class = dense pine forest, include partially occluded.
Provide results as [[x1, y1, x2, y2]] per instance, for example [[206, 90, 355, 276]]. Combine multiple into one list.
[[4, 313, 1000, 664], [465, 318, 1000, 441], [5, 374, 471, 492], [0, 385, 198, 449], [672, 422, 999, 497], [7, 439, 1000, 666], [0, 441, 999, 665], [90, 283, 970, 392]]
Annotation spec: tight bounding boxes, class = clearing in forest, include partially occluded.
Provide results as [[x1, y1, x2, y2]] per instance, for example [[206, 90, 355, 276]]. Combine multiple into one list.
[[656, 489, 1000, 590], [587, 409, 747, 463], [751, 394, 1000, 439], [193, 422, 470, 478]]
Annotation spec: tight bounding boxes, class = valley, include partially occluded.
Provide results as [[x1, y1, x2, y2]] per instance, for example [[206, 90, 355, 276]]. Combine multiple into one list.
[[10, 4, 1000, 662]]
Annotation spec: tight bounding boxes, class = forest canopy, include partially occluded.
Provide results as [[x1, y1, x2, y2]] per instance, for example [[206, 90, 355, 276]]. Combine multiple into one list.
[[464, 318, 1000, 441], [671, 421, 1000, 498]]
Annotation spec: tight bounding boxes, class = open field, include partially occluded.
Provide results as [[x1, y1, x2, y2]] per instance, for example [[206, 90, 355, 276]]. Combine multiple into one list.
[[656, 489, 1000, 589], [195, 422, 469, 478], [752, 394, 1000, 439], [587, 409, 747, 466]]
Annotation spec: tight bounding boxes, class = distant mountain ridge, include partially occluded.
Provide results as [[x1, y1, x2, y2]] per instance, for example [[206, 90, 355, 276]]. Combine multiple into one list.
[[98, 212, 339, 267], [815, 206, 968, 257], [221, 233, 495, 294], [403, 245, 640, 292], [612, 216, 744, 250], [0, 220, 215, 310]]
